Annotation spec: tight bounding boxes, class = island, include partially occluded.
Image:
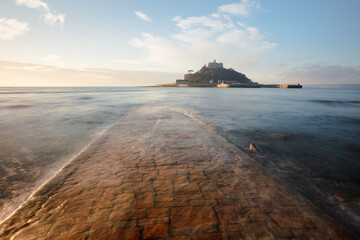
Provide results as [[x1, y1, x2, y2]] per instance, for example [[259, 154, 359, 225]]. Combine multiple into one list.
[[157, 60, 302, 88]]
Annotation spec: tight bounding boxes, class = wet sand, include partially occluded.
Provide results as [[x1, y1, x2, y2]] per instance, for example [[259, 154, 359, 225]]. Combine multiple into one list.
[[0, 106, 355, 239]]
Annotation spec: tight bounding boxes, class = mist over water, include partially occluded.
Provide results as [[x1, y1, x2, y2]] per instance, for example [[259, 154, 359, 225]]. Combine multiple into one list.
[[0, 87, 359, 229], [181, 88, 360, 228], [0, 87, 152, 221]]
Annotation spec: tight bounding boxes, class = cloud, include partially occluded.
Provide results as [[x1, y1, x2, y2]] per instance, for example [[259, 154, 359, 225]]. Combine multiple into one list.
[[35, 55, 61, 62], [218, 0, 258, 17], [1, 60, 57, 72], [0, 60, 182, 86], [40, 11, 65, 27], [282, 64, 360, 84], [135, 11, 152, 22], [110, 59, 148, 65], [15, 0, 65, 27], [173, 16, 225, 31], [0, 18, 30, 40], [16, 0, 49, 10], [130, 2, 276, 70]]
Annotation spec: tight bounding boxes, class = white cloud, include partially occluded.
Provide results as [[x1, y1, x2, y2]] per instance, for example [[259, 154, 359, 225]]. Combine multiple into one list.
[[218, 0, 258, 17], [173, 16, 225, 31], [0, 60, 182, 86], [1, 60, 57, 71], [0, 18, 30, 40], [130, 2, 276, 70], [33, 55, 70, 67], [110, 59, 148, 65], [35, 55, 61, 62], [16, 0, 49, 10], [41, 11, 66, 27], [15, 0, 65, 27], [135, 11, 152, 22]]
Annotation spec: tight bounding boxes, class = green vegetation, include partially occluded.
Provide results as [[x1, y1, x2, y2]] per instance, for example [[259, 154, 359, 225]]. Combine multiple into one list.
[[184, 66, 253, 84]]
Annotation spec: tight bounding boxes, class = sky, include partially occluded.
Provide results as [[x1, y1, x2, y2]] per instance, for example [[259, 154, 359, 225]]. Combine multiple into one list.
[[0, 0, 359, 86]]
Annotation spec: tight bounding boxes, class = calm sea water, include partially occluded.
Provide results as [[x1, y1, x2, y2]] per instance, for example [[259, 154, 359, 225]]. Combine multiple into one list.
[[0, 87, 359, 229]]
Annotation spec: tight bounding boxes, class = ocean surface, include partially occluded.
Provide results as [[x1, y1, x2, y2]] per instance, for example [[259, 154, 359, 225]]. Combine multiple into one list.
[[0, 87, 359, 230]]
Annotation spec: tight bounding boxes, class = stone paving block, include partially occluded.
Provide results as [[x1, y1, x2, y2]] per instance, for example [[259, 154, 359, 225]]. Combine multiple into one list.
[[203, 191, 226, 200], [109, 209, 146, 221], [227, 231, 244, 240], [155, 185, 173, 192], [157, 200, 188, 208], [54, 233, 88, 240], [88, 227, 141, 240], [88, 212, 109, 222], [243, 222, 273, 239], [93, 201, 113, 209], [113, 220, 137, 228], [155, 196, 174, 202], [147, 208, 170, 218], [170, 227, 193, 236], [12, 224, 52, 239], [133, 198, 154, 208], [192, 233, 227, 240], [171, 206, 218, 227], [70, 223, 92, 233], [218, 214, 248, 224], [192, 224, 218, 234], [249, 213, 269, 221], [113, 202, 132, 209], [174, 194, 202, 201], [217, 200, 236, 206], [190, 200, 217, 206], [48, 223, 73, 235], [168, 237, 191, 240], [219, 224, 243, 232], [270, 212, 314, 229], [91, 221, 113, 232], [174, 183, 200, 195], [138, 217, 170, 226], [214, 205, 246, 214], [144, 223, 169, 239]]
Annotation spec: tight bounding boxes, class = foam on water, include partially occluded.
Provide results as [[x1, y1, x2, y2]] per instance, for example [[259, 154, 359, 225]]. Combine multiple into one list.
[[0, 122, 115, 225]]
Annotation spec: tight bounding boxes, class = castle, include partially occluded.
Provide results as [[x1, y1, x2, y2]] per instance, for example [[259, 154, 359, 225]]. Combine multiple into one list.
[[206, 60, 223, 69], [172, 60, 302, 88]]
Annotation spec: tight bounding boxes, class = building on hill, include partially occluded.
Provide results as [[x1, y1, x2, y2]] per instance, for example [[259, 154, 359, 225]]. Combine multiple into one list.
[[183, 61, 252, 85], [206, 60, 223, 69], [172, 60, 301, 88]]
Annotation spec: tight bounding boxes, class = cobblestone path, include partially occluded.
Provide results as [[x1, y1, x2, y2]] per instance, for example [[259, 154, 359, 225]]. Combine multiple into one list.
[[0, 106, 355, 239]]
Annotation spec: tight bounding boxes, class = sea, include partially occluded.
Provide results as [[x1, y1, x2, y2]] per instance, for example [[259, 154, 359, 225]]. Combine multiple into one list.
[[0, 87, 359, 232]]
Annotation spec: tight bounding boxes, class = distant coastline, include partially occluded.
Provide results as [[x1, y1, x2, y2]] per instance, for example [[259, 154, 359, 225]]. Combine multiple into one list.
[[155, 83, 303, 88], [305, 84, 360, 88]]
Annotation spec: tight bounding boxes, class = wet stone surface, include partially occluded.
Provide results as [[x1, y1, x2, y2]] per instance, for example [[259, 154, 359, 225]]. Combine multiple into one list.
[[0, 106, 356, 239]]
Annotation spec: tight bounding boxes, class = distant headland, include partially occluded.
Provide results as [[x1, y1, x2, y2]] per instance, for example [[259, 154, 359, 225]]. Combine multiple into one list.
[[156, 60, 302, 88]]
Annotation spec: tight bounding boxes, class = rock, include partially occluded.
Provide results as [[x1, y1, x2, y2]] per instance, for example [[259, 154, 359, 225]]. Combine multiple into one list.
[[249, 143, 260, 153], [280, 134, 288, 140]]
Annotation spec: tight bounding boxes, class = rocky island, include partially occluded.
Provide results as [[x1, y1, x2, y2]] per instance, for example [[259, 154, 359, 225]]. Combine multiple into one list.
[[157, 60, 302, 88]]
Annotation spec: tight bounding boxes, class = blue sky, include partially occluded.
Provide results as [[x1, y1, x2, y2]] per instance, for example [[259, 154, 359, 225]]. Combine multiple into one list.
[[0, 0, 359, 86]]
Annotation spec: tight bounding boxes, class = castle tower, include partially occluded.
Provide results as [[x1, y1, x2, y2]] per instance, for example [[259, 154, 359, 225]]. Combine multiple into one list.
[[207, 60, 223, 68]]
